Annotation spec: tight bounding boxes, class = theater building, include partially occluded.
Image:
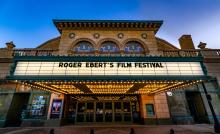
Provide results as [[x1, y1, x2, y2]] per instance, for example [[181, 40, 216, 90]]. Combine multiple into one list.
[[0, 20, 220, 127]]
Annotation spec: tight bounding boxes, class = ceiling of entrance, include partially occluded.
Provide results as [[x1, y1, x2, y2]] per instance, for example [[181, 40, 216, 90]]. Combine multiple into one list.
[[17, 80, 202, 95]]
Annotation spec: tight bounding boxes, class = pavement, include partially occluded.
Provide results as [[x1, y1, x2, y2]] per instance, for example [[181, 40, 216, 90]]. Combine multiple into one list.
[[0, 124, 217, 134]]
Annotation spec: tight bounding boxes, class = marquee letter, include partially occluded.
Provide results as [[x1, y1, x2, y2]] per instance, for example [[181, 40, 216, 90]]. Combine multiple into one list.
[[59, 62, 63, 67]]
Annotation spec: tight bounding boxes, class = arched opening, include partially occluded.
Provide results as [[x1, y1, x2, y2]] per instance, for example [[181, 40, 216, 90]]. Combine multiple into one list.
[[73, 41, 94, 53], [99, 41, 119, 53], [124, 41, 145, 53]]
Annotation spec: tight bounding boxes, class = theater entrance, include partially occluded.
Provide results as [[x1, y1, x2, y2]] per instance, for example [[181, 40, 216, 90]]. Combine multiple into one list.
[[63, 95, 140, 124]]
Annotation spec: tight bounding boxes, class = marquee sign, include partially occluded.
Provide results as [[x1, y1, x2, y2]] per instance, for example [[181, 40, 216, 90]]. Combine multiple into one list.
[[13, 61, 204, 76]]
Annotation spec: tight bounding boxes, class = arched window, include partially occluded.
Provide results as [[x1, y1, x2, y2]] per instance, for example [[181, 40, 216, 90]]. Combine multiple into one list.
[[124, 41, 144, 53], [74, 41, 94, 52], [100, 41, 119, 52]]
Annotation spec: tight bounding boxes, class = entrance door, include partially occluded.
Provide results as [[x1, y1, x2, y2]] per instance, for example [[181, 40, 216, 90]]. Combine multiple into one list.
[[86, 102, 94, 122], [105, 102, 112, 122], [123, 102, 131, 122], [96, 102, 104, 122], [67, 102, 76, 124], [77, 102, 85, 122], [131, 101, 140, 123], [186, 91, 209, 123], [5, 93, 30, 127], [67, 95, 140, 124], [114, 102, 122, 122], [75, 101, 132, 123]]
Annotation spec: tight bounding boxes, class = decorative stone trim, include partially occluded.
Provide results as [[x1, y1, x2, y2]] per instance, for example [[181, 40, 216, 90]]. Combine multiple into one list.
[[93, 33, 100, 39], [53, 20, 163, 33], [69, 33, 75, 39], [117, 33, 124, 39], [141, 33, 147, 39]]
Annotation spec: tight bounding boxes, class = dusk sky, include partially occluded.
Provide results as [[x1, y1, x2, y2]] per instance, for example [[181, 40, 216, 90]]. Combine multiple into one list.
[[0, 0, 220, 49]]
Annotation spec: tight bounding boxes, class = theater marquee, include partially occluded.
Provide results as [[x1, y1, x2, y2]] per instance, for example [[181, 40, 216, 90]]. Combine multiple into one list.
[[13, 61, 204, 76]]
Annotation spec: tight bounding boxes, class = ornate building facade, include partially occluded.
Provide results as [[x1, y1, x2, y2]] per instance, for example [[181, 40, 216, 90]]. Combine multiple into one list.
[[0, 20, 220, 127]]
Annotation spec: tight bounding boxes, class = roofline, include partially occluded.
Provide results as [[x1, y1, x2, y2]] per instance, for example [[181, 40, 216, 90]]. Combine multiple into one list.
[[53, 19, 163, 24], [156, 37, 179, 49], [36, 36, 60, 49], [53, 19, 163, 34]]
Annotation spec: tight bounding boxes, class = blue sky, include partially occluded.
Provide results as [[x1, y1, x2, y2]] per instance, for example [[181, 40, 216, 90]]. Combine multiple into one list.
[[0, 0, 220, 48]]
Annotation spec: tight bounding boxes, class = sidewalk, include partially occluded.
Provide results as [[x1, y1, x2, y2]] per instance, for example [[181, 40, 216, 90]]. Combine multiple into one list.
[[0, 124, 216, 134]]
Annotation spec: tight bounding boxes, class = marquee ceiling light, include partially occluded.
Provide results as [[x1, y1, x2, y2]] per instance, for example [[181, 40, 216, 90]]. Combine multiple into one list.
[[14, 79, 205, 95], [154, 80, 204, 94]]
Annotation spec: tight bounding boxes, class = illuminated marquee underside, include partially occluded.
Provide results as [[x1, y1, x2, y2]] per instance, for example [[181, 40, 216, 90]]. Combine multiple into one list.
[[14, 61, 204, 76], [16, 80, 201, 95]]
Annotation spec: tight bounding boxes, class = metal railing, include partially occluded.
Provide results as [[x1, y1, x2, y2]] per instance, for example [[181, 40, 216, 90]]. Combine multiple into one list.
[[13, 49, 58, 56], [162, 49, 220, 57]]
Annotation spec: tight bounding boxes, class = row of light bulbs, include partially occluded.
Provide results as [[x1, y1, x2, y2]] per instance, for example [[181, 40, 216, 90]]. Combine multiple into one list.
[[14, 80, 204, 95], [16, 81, 64, 95], [34, 82, 67, 94], [151, 82, 184, 94], [87, 84, 133, 88], [34, 80, 184, 84], [136, 83, 169, 94], [156, 80, 203, 94]]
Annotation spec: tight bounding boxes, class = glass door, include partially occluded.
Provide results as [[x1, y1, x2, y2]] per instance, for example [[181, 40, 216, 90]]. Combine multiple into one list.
[[67, 101, 76, 123], [74, 100, 137, 123], [114, 102, 122, 122], [123, 102, 131, 122], [86, 102, 94, 122], [96, 102, 103, 122], [131, 101, 140, 123], [77, 102, 85, 122], [105, 102, 112, 122]]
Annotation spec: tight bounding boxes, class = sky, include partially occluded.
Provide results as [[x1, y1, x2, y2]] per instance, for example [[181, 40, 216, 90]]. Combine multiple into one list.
[[0, 0, 220, 49]]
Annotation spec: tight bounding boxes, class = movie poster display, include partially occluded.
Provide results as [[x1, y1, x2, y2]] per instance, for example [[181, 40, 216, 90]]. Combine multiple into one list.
[[31, 95, 47, 117], [50, 99, 62, 119]]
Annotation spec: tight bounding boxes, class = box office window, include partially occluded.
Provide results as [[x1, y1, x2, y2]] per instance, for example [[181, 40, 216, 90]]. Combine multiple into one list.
[[146, 104, 155, 117]]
